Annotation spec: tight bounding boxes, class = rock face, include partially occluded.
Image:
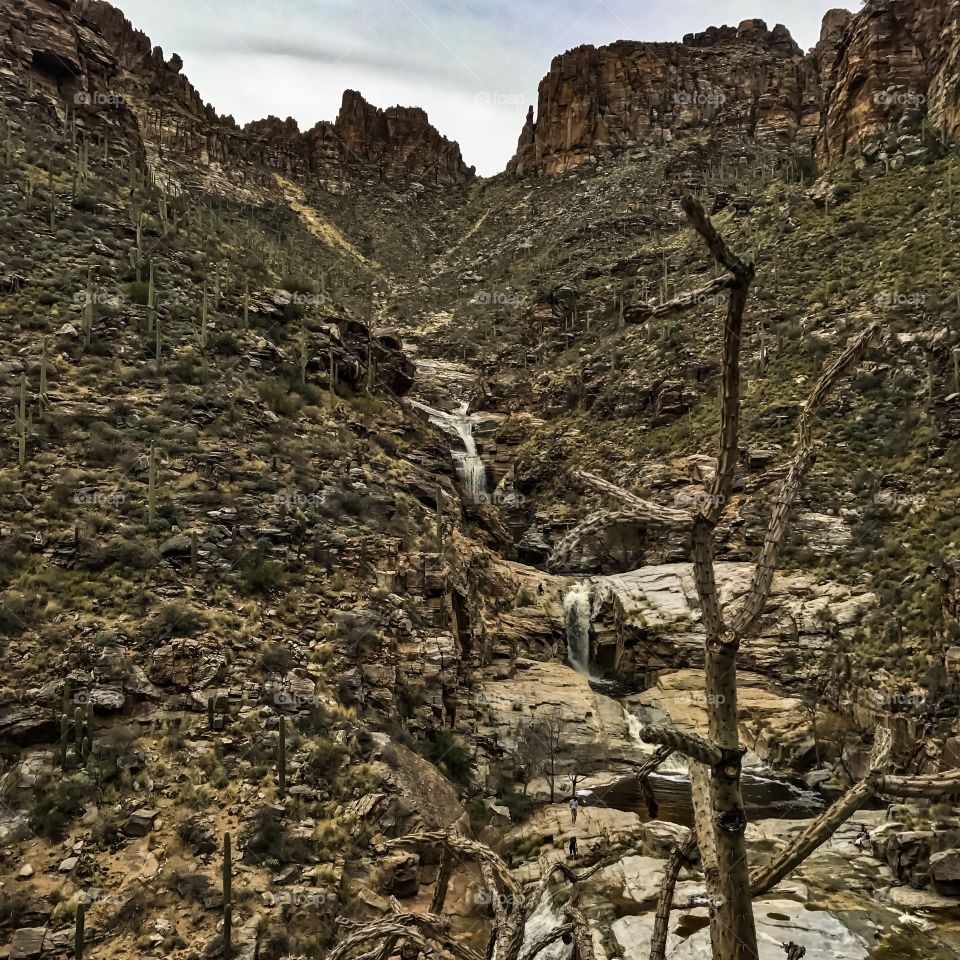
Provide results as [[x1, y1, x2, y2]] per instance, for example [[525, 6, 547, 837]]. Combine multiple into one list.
[[508, 20, 831, 176], [818, 0, 960, 167], [10, 0, 475, 190], [585, 563, 873, 688], [510, 2, 960, 176]]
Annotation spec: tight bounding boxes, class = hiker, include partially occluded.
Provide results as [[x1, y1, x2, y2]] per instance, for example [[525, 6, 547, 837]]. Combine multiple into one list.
[[568, 835, 579, 858], [854, 825, 871, 852], [569, 795, 578, 824]]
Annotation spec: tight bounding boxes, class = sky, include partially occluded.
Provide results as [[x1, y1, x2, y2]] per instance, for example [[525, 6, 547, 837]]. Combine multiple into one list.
[[113, 0, 859, 175]]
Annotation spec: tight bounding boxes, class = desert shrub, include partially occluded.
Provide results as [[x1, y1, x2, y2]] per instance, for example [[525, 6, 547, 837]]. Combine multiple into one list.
[[421, 730, 472, 788], [305, 739, 347, 782], [141, 603, 209, 641], [28, 773, 96, 840]]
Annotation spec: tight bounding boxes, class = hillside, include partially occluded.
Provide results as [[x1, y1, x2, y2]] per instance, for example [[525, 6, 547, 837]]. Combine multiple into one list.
[[1, 2, 960, 959]]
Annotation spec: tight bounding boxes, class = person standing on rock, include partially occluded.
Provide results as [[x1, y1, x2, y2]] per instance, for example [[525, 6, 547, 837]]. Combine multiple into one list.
[[568, 835, 579, 858], [569, 795, 578, 824]]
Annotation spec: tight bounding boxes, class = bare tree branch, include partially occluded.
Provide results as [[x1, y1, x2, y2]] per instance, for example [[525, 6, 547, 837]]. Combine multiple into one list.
[[650, 830, 699, 960], [730, 321, 882, 638], [639, 724, 724, 765], [624, 276, 736, 322]]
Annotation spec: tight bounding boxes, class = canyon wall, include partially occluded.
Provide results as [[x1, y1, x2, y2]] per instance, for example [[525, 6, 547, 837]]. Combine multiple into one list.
[[510, 1, 960, 176], [0, 0, 474, 191]]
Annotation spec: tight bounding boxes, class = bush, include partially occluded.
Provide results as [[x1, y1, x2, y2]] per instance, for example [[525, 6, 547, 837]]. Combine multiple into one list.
[[305, 739, 347, 781], [422, 730, 472, 788], [29, 773, 96, 840], [141, 603, 209, 641]]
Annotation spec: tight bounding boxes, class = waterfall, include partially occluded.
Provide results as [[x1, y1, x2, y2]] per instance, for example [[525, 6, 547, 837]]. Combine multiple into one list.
[[564, 582, 593, 676], [520, 893, 572, 960], [624, 707, 689, 774], [409, 399, 488, 504]]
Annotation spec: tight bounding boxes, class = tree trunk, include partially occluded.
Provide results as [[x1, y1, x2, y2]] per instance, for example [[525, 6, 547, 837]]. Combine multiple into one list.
[[650, 830, 698, 960], [705, 638, 758, 960]]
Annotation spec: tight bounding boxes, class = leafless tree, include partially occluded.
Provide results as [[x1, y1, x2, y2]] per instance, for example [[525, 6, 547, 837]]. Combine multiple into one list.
[[550, 194, 882, 959]]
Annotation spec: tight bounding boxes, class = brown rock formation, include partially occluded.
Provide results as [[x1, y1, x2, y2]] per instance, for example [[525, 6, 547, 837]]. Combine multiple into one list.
[[817, 0, 960, 166], [509, 2, 960, 176], [61, 0, 474, 190], [508, 21, 827, 176]]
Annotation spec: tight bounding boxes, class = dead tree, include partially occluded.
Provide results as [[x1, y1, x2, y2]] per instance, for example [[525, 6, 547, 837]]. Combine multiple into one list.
[[549, 194, 883, 960], [650, 829, 699, 960]]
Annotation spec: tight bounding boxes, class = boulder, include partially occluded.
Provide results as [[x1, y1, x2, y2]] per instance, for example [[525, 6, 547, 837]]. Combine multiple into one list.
[[929, 848, 960, 897]]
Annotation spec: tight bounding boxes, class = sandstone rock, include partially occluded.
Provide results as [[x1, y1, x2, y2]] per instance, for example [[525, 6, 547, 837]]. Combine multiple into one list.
[[9, 928, 47, 960], [70, 2, 473, 191], [509, 23, 834, 176], [818, 0, 960, 168], [669, 899, 871, 959], [929, 848, 960, 897], [886, 830, 934, 888]]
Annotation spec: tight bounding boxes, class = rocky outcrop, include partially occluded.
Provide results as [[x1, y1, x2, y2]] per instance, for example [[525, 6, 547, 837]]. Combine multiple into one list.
[[510, 2, 960, 176], [584, 563, 873, 688], [818, 0, 960, 167], [0, 0, 118, 100], [508, 20, 833, 176], [61, 0, 474, 190]]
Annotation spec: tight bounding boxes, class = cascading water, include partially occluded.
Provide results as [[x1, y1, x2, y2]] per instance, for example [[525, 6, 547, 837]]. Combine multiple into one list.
[[409, 399, 489, 504], [564, 582, 593, 676], [520, 894, 573, 960]]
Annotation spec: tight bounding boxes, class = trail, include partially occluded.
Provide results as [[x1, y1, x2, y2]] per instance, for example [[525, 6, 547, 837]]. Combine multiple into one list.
[[273, 174, 383, 277]]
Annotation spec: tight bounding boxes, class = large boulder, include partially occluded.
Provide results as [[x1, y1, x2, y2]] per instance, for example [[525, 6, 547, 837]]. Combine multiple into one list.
[[929, 848, 960, 897]]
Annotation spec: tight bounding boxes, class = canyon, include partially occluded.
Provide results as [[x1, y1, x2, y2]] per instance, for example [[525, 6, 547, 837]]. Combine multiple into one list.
[[0, 1, 959, 959]]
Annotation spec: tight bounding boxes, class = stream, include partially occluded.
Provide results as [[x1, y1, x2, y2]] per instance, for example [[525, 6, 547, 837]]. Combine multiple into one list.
[[413, 360, 960, 959]]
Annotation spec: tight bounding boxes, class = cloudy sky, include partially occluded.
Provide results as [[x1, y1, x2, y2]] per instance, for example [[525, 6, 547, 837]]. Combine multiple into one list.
[[114, 0, 858, 175]]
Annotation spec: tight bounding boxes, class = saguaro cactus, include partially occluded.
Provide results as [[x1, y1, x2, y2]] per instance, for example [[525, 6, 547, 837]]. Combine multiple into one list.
[[147, 443, 158, 526], [74, 706, 83, 758], [278, 715, 286, 800], [222, 832, 233, 958], [14, 373, 29, 469], [60, 714, 69, 768], [75, 902, 85, 960]]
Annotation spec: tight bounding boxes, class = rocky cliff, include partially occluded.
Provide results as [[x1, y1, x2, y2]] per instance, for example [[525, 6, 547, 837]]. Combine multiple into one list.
[[508, 19, 830, 176], [818, 0, 960, 167], [510, 1, 960, 176], [2, 0, 474, 191]]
